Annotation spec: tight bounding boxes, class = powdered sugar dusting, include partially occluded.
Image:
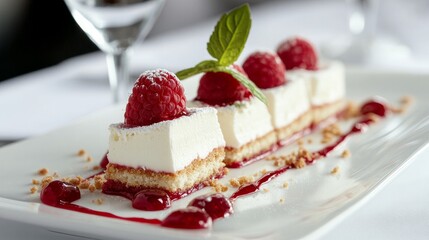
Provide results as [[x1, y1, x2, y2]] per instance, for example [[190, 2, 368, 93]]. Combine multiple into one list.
[[135, 69, 178, 87]]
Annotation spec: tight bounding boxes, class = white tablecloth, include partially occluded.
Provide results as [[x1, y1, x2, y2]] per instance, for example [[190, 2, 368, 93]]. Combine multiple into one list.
[[1, 0, 428, 239]]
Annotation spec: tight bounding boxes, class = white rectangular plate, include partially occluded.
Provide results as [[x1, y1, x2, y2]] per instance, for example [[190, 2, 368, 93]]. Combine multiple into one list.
[[0, 69, 428, 240]]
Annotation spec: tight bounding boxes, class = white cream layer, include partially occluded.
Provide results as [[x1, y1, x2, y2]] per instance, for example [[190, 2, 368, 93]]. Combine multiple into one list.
[[190, 97, 274, 149], [287, 60, 345, 106], [108, 107, 225, 173], [262, 79, 310, 129]]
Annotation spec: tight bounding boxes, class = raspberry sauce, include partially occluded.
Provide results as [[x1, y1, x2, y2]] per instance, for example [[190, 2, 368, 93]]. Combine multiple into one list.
[[161, 207, 212, 229], [132, 189, 171, 211], [40, 180, 81, 206], [40, 106, 384, 230], [188, 193, 233, 220], [230, 116, 377, 200], [100, 152, 109, 169], [360, 99, 388, 117]]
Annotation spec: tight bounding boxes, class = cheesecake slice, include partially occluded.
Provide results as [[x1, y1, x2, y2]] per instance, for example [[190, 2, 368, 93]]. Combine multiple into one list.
[[191, 97, 276, 167], [277, 37, 346, 126], [287, 61, 346, 125], [189, 65, 277, 167], [103, 69, 226, 197], [243, 51, 312, 145]]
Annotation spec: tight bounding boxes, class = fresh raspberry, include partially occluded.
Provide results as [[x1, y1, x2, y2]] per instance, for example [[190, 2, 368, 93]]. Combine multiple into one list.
[[124, 69, 187, 126], [277, 37, 318, 70], [196, 65, 252, 106], [243, 51, 286, 89]]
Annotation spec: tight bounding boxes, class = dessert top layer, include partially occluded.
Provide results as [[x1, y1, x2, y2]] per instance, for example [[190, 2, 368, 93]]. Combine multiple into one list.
[[108, 107, 225, 173], [262, 79, 310, 128], [287, 60, 345, 106], [190, 97, 273, 148]]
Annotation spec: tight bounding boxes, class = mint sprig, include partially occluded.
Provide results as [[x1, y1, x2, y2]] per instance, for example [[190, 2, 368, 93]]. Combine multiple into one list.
[[207, 4, 251, 66], [176, 4, 266, 104]]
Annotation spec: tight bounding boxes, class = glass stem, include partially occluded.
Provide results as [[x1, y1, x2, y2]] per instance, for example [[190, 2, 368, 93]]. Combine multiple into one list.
[[106, 50, 130, 103]]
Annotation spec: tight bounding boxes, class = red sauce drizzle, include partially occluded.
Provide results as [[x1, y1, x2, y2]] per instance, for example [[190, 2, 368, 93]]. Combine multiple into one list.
[[54, 202, 162, 225], [41, 100, 386, 229], [230, 116, 375, 200], [227, 110, 344, 169]]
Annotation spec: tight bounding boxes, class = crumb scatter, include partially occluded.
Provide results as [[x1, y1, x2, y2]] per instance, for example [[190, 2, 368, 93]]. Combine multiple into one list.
[[30, 186, 38, 194], [331, 166, 340, 175], [38, 168, 49, 176], [77, 149, 87, 157], [283, 182, 289, 189], [341, 150, 351, 158], [91, 198, 104, 205]]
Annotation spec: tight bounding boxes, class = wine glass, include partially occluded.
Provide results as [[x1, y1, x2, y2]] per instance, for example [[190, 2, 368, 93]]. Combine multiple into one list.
[[321, 0, 410, 66], [64, 0, 165, 103]]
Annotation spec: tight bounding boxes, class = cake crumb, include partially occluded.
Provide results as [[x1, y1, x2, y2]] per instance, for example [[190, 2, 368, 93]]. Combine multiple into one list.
[[331, 166, 340, 175], [263, 188, 269, 193], [260, 169, 267, 175], [32, 179, 40, 185], [61, 177, 71, 184], [344, 101, 360, 119], [321, 123, 342, 144], [92, 165, 101, 171], [69, 177, 82, 186], [38, 168, 48, 176], [297, 139, 304, 146], [279, 198, 285, 204], [229, 178, 240, 188], [367, 113, 380, 123], [88, 184, 96, 192], [400, 95, 413, 105], [307, 138, 313, 144], [94, 176, 106, 190], [86, 156, 93, 162], [30, 186, 38, 194], [341, 149, 351, 158], [91, 198, 104, 205], [391, 95, 414, 114], [77, 149, 87, 157], [52, 172, 59, 178], [209, 180, 228, 193], [282, 182, 289, 189], [79, 180, 90, 189], [294, 158, 306, 169], [41, 176, 54, 188], [238, 176, 254, 185], [229, 176, 254, 188]]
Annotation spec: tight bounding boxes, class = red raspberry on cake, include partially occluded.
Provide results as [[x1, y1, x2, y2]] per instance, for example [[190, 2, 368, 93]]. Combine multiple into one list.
[[191, 64, 277, 167], [243, 51, 286, 89], [196, 64, 252, 106], [277, 37, 318, 70], [124, 69, 187, 126]]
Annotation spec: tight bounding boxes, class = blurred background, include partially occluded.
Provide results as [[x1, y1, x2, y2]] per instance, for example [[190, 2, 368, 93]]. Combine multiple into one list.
[[0, 0, 428, 141], [0, 0, 428, 83], [0, 0, 261, 82]]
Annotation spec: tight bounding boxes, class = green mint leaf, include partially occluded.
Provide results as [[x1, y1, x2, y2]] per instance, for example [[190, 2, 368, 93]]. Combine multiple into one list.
[[207, 4, 251, 66], [176, 60, 218, 80], [221, 66, 267, 104]]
